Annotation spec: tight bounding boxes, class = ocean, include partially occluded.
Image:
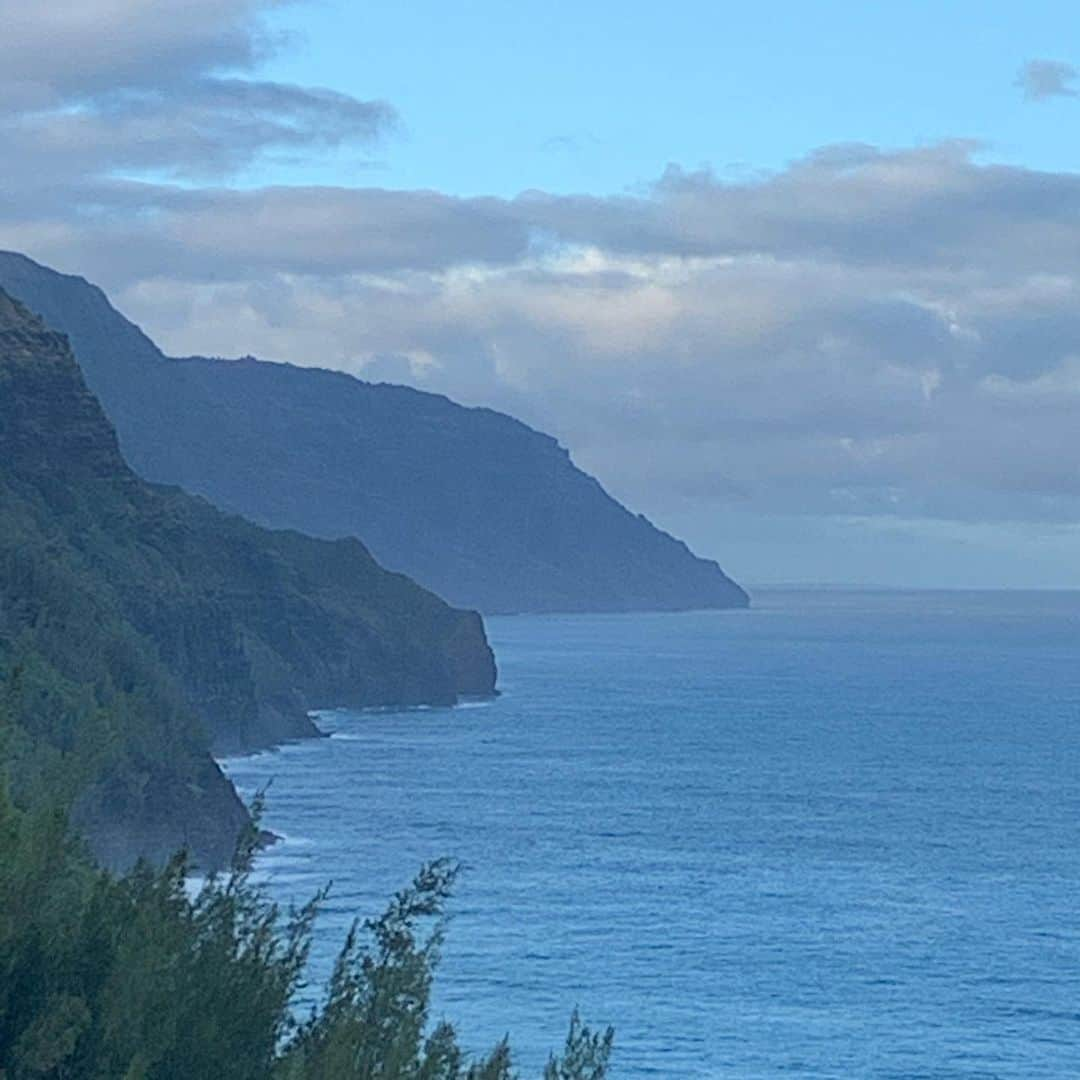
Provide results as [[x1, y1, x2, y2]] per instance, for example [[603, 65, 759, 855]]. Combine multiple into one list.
[[221, 589, 1080, 1077]]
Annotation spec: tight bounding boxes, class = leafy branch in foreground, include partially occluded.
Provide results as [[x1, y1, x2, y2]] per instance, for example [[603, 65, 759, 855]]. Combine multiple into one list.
[[0, 791, 613, 1079], [543, 1013, 614, 1080], [277, 858, 613, 1080]]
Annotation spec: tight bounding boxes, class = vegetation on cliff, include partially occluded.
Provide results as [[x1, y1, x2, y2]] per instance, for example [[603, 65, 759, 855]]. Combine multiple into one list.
[[0, 285, 495, 867], [0, 285, 609, 1076], [0, 778, 612, 1079], [0, 286, 607, 1072]]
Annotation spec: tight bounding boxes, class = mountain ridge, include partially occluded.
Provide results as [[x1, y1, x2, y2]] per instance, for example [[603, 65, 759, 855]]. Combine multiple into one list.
[[0, 250, 749, 614]]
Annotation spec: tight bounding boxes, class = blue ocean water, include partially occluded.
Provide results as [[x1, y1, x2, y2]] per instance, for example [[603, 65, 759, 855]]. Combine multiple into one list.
[[221, 589, 1080, 1078]]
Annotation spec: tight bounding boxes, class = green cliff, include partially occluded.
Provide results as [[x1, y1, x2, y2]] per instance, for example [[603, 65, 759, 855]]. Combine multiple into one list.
[[0, 289, 496, 867]]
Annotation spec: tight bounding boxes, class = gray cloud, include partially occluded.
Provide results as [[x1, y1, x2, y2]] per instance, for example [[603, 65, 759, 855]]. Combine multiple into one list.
[[2, 3, 1080, 577], [1015, 59, 1078, 101], [14, 142, 1080, 285], [8, 142, 1080, 536], [0, 0, 274, 100], [3, 81, 394, 182], [0, 1, 395, 181]]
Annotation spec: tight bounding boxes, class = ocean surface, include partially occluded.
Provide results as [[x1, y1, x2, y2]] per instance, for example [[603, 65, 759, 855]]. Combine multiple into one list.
[[221, 589, 1080, 1078]]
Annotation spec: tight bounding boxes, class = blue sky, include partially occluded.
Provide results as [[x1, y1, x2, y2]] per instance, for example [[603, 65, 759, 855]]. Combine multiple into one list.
[[261, 0, 1080, 196]]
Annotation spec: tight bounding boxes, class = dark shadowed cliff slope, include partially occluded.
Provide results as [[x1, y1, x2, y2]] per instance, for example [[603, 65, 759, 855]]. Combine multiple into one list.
[[0, 289, 495, 867], [0, 251, 749, 613]]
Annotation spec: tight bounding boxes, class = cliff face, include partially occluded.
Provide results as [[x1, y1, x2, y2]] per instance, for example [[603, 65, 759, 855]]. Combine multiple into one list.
[[0, 288, 496, 867], [0, 297, 250, 868], [0, 251, 749, 614]]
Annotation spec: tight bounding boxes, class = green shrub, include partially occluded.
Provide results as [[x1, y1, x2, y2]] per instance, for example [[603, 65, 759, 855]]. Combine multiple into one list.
[[0, 792, 613, 1079]]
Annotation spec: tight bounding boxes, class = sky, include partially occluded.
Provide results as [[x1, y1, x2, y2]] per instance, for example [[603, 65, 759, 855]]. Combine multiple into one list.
[[2, 0, 1080, 588], [257, 1, 1080, 195]]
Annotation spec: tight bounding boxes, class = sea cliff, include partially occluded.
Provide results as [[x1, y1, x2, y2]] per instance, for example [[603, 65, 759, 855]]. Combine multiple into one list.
[[0, 288, 496, 867]]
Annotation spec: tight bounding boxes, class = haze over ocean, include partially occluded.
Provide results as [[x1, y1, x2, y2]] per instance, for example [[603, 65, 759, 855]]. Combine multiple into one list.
[[223, 589, 1080, 1078]]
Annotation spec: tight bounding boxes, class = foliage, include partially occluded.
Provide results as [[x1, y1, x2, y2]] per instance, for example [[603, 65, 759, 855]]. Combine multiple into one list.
[[0, 791, 613, 1080], [0, 488, 247, 870]]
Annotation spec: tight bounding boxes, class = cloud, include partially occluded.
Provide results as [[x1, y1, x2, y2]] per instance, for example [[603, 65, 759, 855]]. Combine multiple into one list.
[[1015, 59, 1078, 102], [2, 3, 1080, 562], [9, 142, 1080, 533], [0, 0, 396, 180], [3, 82, 395, 184], [0, 0, 272, 101], [72, 145, 1080, 535]]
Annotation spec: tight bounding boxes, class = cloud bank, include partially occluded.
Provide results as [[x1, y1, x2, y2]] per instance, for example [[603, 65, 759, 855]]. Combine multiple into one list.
[[3, 3, 1080, 581]]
